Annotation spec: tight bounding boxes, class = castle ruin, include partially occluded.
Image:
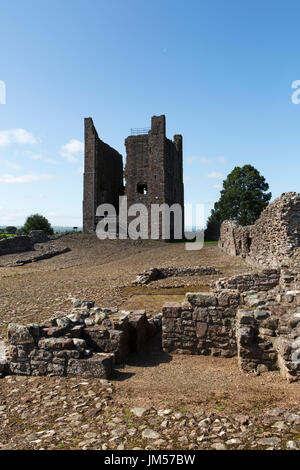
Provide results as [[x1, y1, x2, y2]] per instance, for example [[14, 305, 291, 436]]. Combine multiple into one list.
[[83, 115, 184, 238], [218, 192, 300, 267]]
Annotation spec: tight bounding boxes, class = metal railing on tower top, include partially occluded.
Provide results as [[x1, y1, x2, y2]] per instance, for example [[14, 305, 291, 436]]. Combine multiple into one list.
[[130, 127, 150, 136]]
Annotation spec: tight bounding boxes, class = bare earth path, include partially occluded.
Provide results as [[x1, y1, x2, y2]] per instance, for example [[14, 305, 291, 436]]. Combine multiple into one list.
[[113, 334, 300, 414]]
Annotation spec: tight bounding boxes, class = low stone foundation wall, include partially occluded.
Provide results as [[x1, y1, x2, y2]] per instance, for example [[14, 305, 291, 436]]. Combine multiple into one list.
[[162, 290, 239, 357], [162, 270, 300, 383], [29, 230, 49, 243], [236, 309, 278, 373], [2, 247, 71, 267], [133, 266, 220, 285], [213, 269, 280, 293], [0, 236, 33, 256], [2, 299, 162, 379]]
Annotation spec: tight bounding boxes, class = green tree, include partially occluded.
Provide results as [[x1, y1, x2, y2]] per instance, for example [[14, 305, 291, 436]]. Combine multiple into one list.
[[205, 165, 271, 240], [5, 226, 17, 234], [22, 214, 54, 236], [204, 209, 222, 241]]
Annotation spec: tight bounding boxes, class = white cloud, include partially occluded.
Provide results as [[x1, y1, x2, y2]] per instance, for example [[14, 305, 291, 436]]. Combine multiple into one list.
[[213, 183, 222, 189], [61, 139, 84, 162], [13, 129, 37, 145], [199, 157, 211, 164], [206, 172, 224, 179], [184, 174, 192, 182], [186, 155, 226, 165], [0, 172, 54, 184], [187, 156, 211, 164], [0, 159, 22, 170], [29, 153, 58, 164], [0, 131, 10, 146], [0, 129, 37, 147], [186, 156, 198, 164]]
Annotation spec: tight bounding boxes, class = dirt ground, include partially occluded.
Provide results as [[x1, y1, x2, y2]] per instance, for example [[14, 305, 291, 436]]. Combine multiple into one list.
[[0, 234, 252, 330], [0, 233, 299, 436]]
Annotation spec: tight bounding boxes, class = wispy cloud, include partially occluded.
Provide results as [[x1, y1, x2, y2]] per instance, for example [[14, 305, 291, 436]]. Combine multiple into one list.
[[186, 156, 198, 164], [187, 155, 211, 164], [213, 183, 222, 189], [186, 155, 226, 165], [29, 153, 58, 165], [61, 139, 84, 162], [0, 159, 22, 171], [0, 129, 38, 147], [184, 174, 192, 182], [206, 172, 225, 179], [0, 172, 54, 184]]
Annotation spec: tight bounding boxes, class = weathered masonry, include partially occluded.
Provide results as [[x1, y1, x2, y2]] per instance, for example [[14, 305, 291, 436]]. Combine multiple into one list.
[[161, 192, 300, 383], [83, 115, 184, 238], [83, 118, 124, 233], [218, 192, 300, 268]]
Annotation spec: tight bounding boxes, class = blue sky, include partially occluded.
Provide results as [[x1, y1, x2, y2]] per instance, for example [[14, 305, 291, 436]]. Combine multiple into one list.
[[0, 0, 300, 228]]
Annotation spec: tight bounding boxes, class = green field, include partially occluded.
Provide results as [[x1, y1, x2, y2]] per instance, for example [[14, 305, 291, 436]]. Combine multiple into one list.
[[0, 234, 16, 239]]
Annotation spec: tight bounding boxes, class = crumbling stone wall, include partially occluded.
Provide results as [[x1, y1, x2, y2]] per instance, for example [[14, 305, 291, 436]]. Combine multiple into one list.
[[162, 265, 300, 383], [133, 265, 220, 286], [162, 290, 239, 357], [2, 299, 162, 379], [213, 269, 280, 292], [0, 236, 33, 256], [83, 118, 124, 232], [219, 192, 300, 267], [29, 230, 49, 243], [236, 309, 278, 374]]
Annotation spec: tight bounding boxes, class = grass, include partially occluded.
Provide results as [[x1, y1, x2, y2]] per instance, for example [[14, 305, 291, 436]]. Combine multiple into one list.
[[173, 240, 218, 245], [0, 234, 16, 239]]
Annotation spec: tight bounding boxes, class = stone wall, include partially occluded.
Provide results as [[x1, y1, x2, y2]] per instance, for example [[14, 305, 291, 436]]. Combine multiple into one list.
[[219, 192, 300, 267], [29, 230, 49, 243], [162, 290, 239, 357], [83, 118, 124, 232], [2, 299, 161, 379], [0, 236, 33, 256], [213, 269, 280, 293], [236, 309, 278, 373], [133, 265, 220, 286], [162, 266, 300, 383]]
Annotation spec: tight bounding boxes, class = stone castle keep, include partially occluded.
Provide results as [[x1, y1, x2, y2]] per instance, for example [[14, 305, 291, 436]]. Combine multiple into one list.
[[83, 115, 184, 236]]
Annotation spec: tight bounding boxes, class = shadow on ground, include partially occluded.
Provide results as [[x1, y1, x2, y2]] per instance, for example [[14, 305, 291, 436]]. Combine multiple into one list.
[[112, 333, 172, 382]]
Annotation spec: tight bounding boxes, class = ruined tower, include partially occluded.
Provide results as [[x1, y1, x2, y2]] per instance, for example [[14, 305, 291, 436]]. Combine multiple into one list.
[[125, 115, 184, 238], [83, 115, 184, 238], [83, 118, 124, 232]]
